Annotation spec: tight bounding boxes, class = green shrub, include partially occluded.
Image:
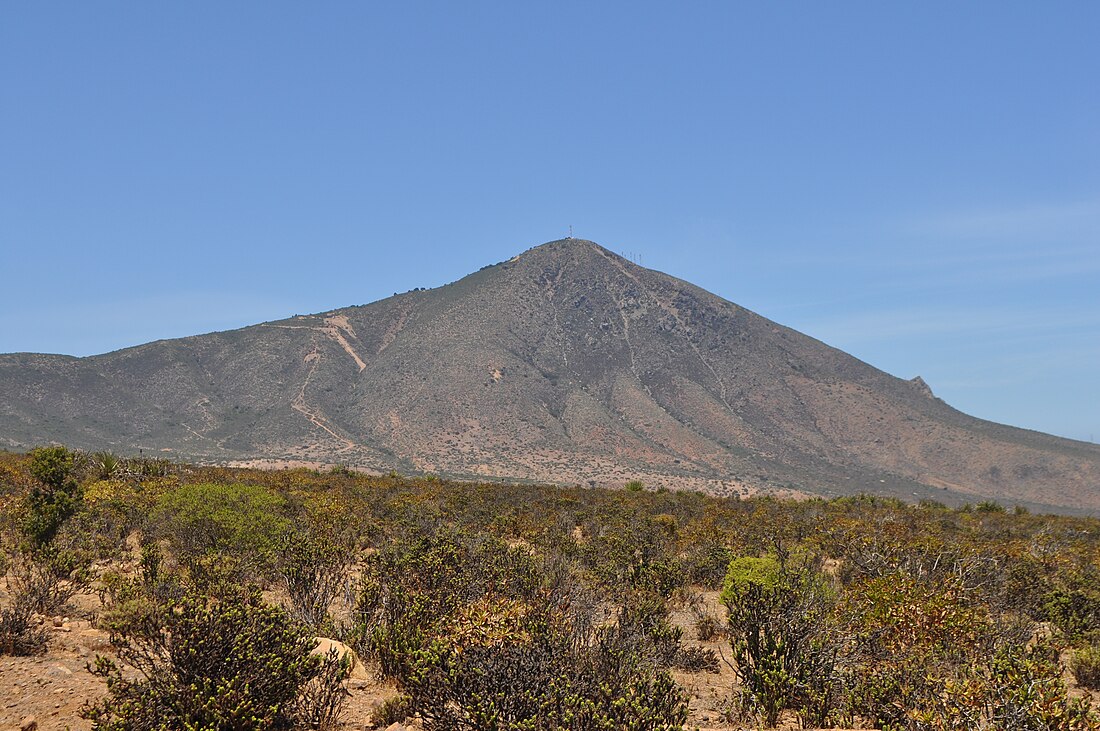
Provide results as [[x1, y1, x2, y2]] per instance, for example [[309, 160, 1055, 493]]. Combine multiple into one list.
[[353, 528, 542, 679], [277, 527, 354, 633], [404, 609, 688, 731], [353, 526, 689, 729], [96, 541, 183, 639], [371, 694, 413, 727], [842, 574, 995, 729], [154, 482, 291, 584], [1043, 588, 1100, 642], [721, 554, 839, 727], [579, 516, 686, 597], [1072, 643, 1100, 691], [81, 588, 348, 730], [911, 642, 1100, 730], [22, 445, 82, 545], [720, 554, 783, 604], [28, 445, 75, 488]]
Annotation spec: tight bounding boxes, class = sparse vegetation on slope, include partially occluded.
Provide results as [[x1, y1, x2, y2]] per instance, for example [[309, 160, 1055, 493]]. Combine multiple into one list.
[[3, 238, 1099, 511], [1, 446, 1100, 729]]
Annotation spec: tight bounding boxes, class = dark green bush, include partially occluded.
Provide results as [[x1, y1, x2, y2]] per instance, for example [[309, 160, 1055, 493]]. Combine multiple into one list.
[[1072, 643, 1100, 691], [22, 445, 82, 545], [28, 445, 75, 488], [81, 588, 348, 730], [1043, 588, 1100, 642]]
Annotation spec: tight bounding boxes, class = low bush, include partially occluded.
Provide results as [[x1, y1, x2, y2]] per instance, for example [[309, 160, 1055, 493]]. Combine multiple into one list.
[[614, 591, 718, 673], [153, 482, 291, 586], [0, 595, 48, 656], [370, 694, 413, 727], [1073, 643, 1100, 691], [1044, 588, 1100, 642], [81, 588, 348, 730], [353, 528, 542, 679], [8, 545, 92, 615], [911, 643, 1100, 730], [404, 608, 689, 731], [694, 612, 723, 642], [842, 574, 999, 729], [277, 526, 354, 633], [722, 554, 840, 727], [96, 541, 183, 639]]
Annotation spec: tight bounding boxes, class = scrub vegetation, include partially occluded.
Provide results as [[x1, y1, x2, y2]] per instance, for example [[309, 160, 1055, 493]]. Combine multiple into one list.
[[2, 446, 1100, 729]]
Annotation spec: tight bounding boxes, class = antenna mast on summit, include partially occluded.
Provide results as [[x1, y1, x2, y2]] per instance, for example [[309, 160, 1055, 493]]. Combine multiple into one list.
[[568, 225, 573, 239]]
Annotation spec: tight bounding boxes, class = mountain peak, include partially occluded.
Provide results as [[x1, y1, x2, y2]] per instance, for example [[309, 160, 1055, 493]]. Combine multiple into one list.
[[507, 238, 642, 277], [518, 237, 611, 258]]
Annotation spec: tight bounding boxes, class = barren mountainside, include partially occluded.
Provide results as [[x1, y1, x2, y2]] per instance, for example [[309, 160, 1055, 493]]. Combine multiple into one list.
[[2, 238, 1098, 512]]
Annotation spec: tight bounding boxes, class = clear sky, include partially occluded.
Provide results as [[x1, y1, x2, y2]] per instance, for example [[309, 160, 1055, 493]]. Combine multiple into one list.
[[2, 3, 1098, 442]]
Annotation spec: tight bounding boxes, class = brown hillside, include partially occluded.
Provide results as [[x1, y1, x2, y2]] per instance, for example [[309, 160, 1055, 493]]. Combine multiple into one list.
[[1, 238, 1098, 511]]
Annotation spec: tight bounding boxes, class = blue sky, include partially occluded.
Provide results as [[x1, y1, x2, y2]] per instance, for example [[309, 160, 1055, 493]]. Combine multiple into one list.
[[2, 3, 1097, 442]]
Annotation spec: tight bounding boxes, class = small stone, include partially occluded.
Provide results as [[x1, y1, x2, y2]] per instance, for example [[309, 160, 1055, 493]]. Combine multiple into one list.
[[384, 724, 405, 731], [46, 664, 73, 678], [20, 716, 38, 731], [79, 628, 112, 651]]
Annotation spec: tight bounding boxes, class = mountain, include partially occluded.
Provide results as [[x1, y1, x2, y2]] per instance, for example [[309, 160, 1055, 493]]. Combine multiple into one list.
[[2, 238, 1098, 512]]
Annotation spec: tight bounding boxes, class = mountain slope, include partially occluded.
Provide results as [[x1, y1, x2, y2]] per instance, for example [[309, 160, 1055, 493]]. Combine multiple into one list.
[[2, 238, 1098, 512]]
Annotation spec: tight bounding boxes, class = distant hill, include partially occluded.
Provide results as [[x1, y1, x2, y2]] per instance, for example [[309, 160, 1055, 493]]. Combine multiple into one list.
[[2, 238, 1098, 512]]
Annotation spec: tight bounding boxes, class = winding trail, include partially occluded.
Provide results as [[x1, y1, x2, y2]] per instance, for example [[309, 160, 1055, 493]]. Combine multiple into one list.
[[322, 315, 367, 372], [291, 344, 358, 450]]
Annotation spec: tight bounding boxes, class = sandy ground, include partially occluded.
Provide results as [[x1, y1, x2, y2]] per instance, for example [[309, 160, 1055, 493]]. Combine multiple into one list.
[[0, 618, 107, 731]]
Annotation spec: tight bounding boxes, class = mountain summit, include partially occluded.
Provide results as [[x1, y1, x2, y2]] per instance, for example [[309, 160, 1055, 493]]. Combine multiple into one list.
[[2, 238, 1098, 512]]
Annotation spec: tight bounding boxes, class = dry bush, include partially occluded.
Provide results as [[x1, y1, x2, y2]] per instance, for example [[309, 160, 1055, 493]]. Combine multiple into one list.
[[0, 594, 48, 656]]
